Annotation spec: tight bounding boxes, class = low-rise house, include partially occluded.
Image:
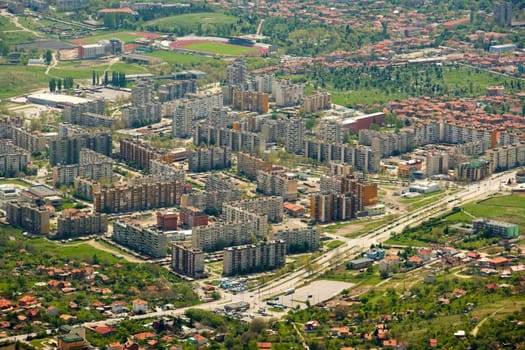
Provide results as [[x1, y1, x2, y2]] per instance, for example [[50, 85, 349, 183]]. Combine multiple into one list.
[[132, 299, 148, 314], [304, 320, 320, 332]]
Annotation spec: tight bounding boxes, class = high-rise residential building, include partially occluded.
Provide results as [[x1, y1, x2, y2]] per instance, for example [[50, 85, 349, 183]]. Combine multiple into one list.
[[256, 170, 298, 200], [131, 79, 154, 106], [223, 196, 283, 223], [194, 124, 266, 154], [158, 80, 197, 102], [231, 89, 269, 114], [237, 152, 272, 180], [49, 128, 112, 166], [255, 73, 275, 94], [156, 211, 178, 231], [53, 148, 113, 186], [171, 243, 205, 278], [63, 99, 105, 125], [285, 117, 305, 155], [273, 227, 320, 253], [0, 140, 30, 177], [310, 193, 354, 223], [302, 91, 332, 113], [227, 57, 249, 86], [272, 79, 305, 107], [119, 138, 163, 172], [493, 1, 513, 27], [93, 175, 181, 213], [112, 220, 171, 258], [56, 211, 107, 239], [222, 240, 286, 276], [426, 152, 450, 177], [455, 159, 492, 182], [221, 205, 268, 238], [173, 92, 224, 138], [181, 190, 242, 214], [191, 221, 254, 252], [56, 0, 89, 11], [179, 206, 209, 228], [485, 142, 525, 172], [188, 147, 231, 172], [6, 202, 50, 235], [121, 103, 162, 128], [10, 126, 47, 153]]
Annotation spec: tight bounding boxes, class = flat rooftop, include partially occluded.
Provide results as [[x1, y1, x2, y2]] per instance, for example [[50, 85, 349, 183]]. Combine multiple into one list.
[[27, 93, 91, 105]]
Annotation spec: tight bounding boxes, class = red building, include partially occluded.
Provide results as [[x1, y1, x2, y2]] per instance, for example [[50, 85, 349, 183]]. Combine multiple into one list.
[[179, 207, 208, 228], [156, 211, 178, 231]]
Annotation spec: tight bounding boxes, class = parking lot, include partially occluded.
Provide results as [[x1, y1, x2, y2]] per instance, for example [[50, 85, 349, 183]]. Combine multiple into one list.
[[275, 280, 354, 309]]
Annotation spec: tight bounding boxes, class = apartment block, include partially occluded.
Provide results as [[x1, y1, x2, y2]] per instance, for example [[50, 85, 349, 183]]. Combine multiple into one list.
[[131, 79, 154, 106], [149, 159, 186, 182], [303, 139, 380, 173], [272, 79, 305, 107], [53, 161, 113, 186], [49, 128, 112, 166], [232, 89, 269, 114], [0, 140, 30, 177], [227, 57, 249, 86], [173, 92, 224, 138], [180, 190, 242, 213], [486, 142, 525, 172], [10, 126, 47, 153], [119, 138, 162, 172], [221, 205, 269, 238], [273, 227, 320, 253], [158, 80, 197, 102], [310, 193, 355, 223], [112, 220, 170, 258], [0, 115, 23, 139], [237, 152, 272, 180], [93, 175, 181, 213], [188, 147, 231, 172], [63, 99, 105, 125], [156, 211, 178, 231], [121, 103, 162, 128], [455, 159, 492, 182], [285, 117, 305, 155], [171, 243, 205, 278], [442, 122, 494, 149], [179, 206, 208, 228], [256, 170, 298, 200], [191, 221, 254, 252], [473, 218, 519, 239], [222, 240, 286, 276], [255, 73, 275, 94], [224, 196, 283, 223], [205, 173, 239, 192], [493, 1, 513, 27], [56, 211, 107, 239], [194, 123, 266, 154], [6, 201, 50, 235], [56, 0, 89, 11], [74, 177, 100, 201], [426, 152, 450, 177], [301, 91, 331, 113]]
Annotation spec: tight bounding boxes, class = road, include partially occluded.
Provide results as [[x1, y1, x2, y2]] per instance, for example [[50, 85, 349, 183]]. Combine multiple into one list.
[[1, 171, 515, 343]]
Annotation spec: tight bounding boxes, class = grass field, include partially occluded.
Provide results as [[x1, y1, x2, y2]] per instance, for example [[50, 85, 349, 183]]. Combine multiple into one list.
[[0, 65, 48, 99], [145, 50, 212, 65], [463, 194, 525, 231], [0, 178, 30, 187], [0, 17, 19, 31], [49, 61, 150, 80], [182, 41, 259, 55], [144, 12, 237, 31]]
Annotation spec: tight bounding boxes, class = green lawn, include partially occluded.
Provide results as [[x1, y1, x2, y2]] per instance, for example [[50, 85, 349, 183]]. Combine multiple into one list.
[[325, 240, 345, 250], [0, 17, 19, 31], [146, 50, 211, 65], [463, 194, 525, 231], [0, 178, 31, 187], [0, 65, 48, 99], [182, 41, 258, 55], [144, 12, 237, 31]]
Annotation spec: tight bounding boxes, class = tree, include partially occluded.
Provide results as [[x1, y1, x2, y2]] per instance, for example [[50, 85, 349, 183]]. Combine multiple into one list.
[[45, 50, 52, 65], [92, 70, 96, 86], [104, 71, 109, 85], [57, 79, 62, 91], [49, 78, 56, 92]]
